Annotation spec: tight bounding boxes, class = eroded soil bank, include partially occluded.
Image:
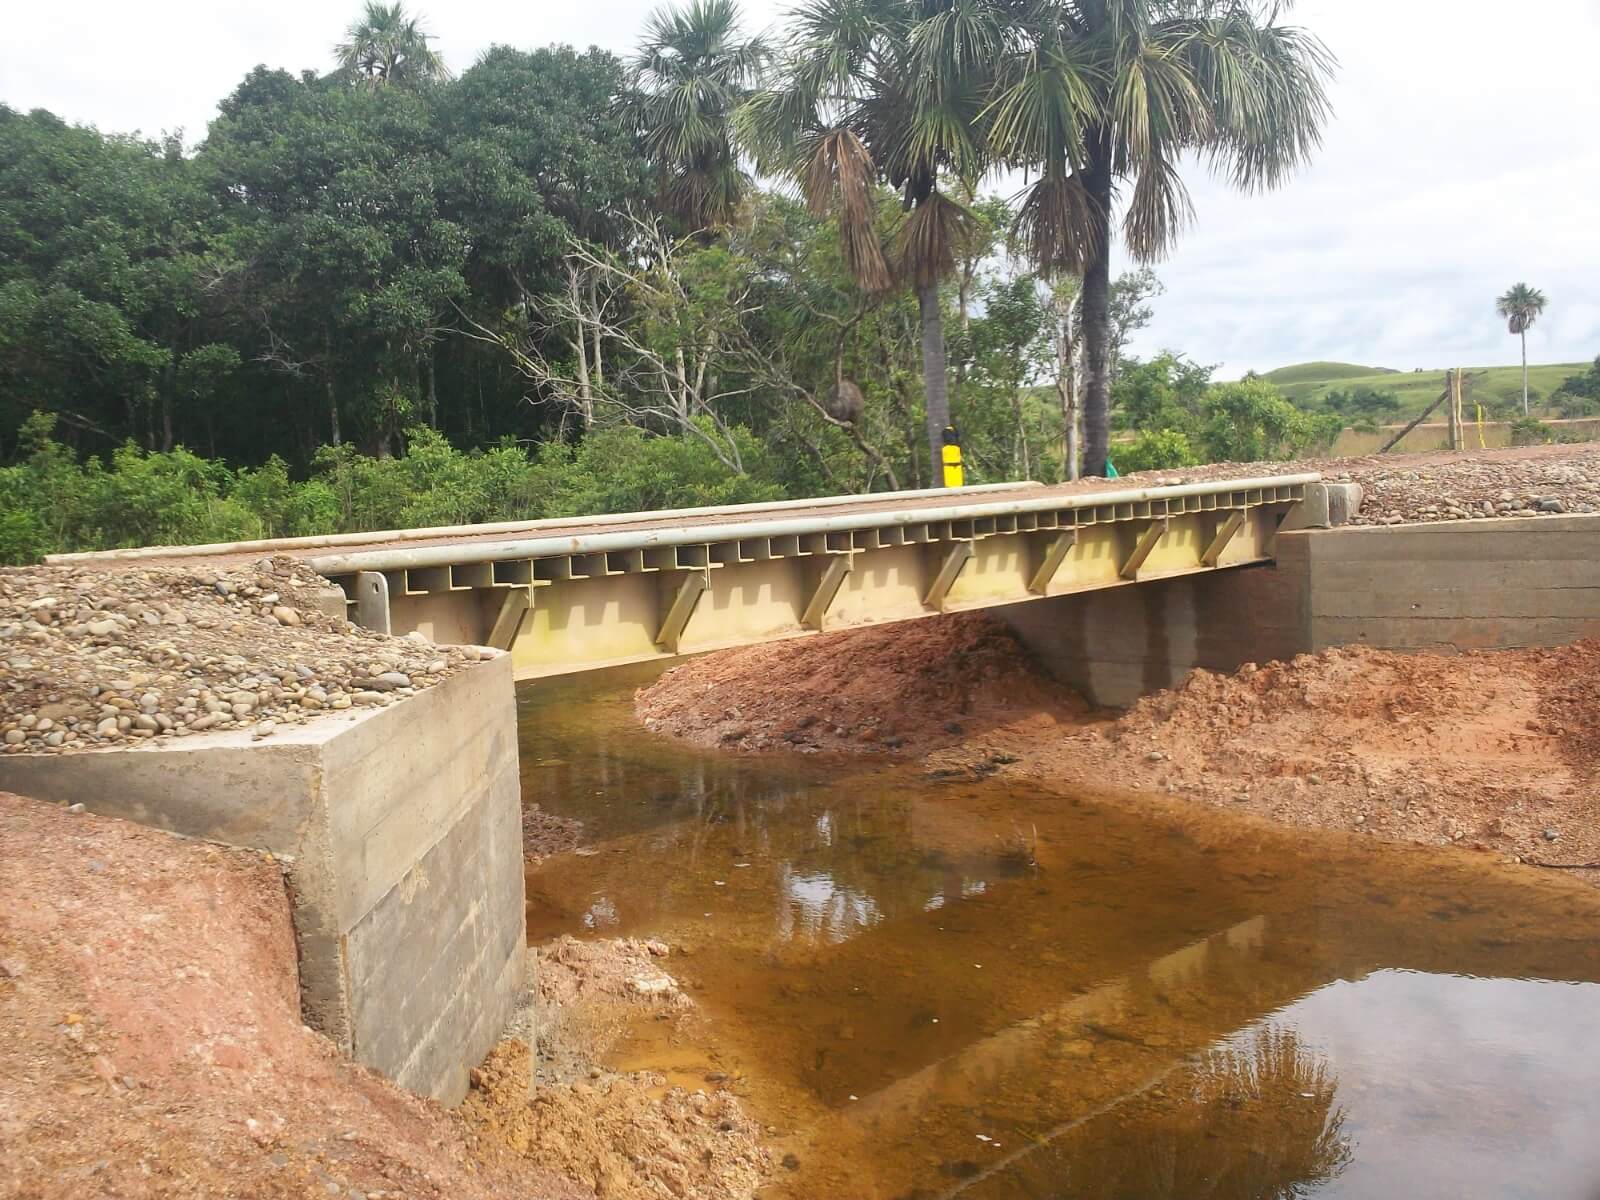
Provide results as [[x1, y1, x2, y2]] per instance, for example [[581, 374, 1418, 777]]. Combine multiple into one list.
[[0, 793, 766, 1200], [636, 612, 1600, 885]]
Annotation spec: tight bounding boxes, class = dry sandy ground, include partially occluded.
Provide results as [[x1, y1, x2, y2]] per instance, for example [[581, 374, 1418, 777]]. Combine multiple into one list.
[[0, 795, 768, 1200], [463, 936, 770, 1200], [637, 614, 1600, 886]]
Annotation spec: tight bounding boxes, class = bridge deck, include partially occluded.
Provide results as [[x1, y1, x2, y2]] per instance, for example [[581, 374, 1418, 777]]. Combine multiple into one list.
[[48, 473, 1326, 679]]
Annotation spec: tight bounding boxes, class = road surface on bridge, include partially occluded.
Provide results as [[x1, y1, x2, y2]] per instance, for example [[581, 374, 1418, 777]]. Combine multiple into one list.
[[47, 443, 1598, 572]]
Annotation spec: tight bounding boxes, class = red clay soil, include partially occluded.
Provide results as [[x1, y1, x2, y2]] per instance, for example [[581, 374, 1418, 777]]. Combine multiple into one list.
[[637, 612, 1081, 754], [635, 617, 1600, 885], [0, 792, 585, 1200]]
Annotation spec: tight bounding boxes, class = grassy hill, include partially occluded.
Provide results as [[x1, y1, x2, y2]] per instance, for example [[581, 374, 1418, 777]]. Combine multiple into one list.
[[1262, 361, 1587, 416], [1260, 361, 1396, 387]]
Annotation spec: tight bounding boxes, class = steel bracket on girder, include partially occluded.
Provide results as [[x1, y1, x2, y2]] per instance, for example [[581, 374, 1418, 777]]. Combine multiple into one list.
[[655, 569, 710, 652], [923, 541, 975, 611], [1201, 510, 1247, 568], [1119, 519, 1169, 581], [487, 586, 533, 650], [1027, 528, 1079, 595], [801, 554, 854, 631]]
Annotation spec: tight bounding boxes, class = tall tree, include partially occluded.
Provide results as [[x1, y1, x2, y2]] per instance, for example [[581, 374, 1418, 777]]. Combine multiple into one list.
[[981, 0, 1334, 475], [1495, 283, 1548, 416], [742, 0, 990, 480], [625, 0, 768, 233], [335, 2, 451, 89]]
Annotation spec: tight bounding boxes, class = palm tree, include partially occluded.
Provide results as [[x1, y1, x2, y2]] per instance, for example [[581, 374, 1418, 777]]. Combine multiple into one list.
[[626, 0, 769, 234], [1496, 283, 1548, 416], [978, 0, 1335, 476], [334, 2, 450, 89], [741, 0, 990, 481]]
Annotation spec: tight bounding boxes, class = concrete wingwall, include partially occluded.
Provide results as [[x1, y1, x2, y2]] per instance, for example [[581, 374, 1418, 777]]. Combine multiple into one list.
[[0, 654, 525, 1105], [1001, 514, 1600, 708]]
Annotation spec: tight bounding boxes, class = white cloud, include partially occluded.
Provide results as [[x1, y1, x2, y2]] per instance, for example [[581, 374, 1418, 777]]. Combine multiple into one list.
[[4, 0, 1596, 376]]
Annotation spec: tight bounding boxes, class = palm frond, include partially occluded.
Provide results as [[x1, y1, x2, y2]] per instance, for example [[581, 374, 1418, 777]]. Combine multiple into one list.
[[803, 128, 895, 291], [1195, 15, 1335, 191], [1011, 171, 1101, 278], [1122, 151, 1193, 260], [895, 189, 978, 288], [1496, 283, 1548, 333]]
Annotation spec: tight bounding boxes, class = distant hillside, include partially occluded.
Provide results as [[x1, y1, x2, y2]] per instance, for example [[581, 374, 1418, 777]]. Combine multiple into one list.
[[1262, 361, 1587, 414], [1260, 362, 1396, 386]]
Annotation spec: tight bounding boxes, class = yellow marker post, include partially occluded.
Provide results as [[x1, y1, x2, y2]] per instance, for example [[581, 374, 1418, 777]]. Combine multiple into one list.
[[941, 426, 964, 489]]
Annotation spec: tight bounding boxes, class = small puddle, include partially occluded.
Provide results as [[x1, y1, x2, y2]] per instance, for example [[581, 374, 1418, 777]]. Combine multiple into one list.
[[519, 665, 1600, 1199]]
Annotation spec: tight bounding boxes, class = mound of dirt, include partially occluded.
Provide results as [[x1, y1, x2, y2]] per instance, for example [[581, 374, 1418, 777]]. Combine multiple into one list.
[[464, 936, 770, 1200], [465, 1043, 768, 1200], [523, 804, 584, 861], [0, 791, 583, 1200], [635, 613, 1600, 883], [941, 641, 1600, 877], [636, 611, 1081, 754]]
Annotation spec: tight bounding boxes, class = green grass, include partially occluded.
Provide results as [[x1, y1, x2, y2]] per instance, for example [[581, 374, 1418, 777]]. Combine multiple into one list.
[[1259, 361, 1395, 386], [1262, 361, 1588, 417]]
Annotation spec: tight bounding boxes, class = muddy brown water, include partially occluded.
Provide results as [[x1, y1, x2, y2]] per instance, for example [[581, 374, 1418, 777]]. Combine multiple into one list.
[[519, 665, 1600, 1200]]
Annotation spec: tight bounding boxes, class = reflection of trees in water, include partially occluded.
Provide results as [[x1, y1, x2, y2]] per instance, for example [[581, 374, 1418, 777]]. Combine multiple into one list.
[[994, 1024, 1349, 1200]]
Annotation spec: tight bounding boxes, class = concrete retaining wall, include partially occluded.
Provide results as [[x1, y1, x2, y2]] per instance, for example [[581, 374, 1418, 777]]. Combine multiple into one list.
[[0, 654, 525, 1105], [1002, 514, 1600, 707], [1296, 515, 1600, 653]]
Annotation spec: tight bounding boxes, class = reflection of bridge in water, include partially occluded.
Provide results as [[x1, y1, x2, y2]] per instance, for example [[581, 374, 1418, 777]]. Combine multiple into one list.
[[518, 696, 1600, 1200]]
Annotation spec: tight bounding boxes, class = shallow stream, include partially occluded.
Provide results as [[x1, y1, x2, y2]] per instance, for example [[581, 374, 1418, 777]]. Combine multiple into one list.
[[519, 665, 1600, 1200]]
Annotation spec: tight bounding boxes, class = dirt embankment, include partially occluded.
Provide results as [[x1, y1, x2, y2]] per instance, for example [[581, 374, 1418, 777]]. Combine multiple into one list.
[[636, 617, 1600, 883], [0, 791, 585, 1200], [639, 612, 1082, 754], [0, 794, 770, 1200], [465, 938, 767, 1200]]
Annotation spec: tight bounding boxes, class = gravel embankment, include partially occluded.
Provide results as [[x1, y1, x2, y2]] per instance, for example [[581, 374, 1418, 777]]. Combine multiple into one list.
[[1327, 448, 1600, 524], [0, 556, 486, 755], [1111, 443, 1600, 525]]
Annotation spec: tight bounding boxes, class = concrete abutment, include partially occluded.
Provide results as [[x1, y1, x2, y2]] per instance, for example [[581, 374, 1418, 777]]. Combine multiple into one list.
[[0, 654, 525, 1105], [1001, 514, 1600, 707]]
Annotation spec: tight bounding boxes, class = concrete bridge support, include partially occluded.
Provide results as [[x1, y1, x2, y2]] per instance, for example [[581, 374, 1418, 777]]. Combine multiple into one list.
[[0, 655, 525, 1105], [1002, 514, 1600, 707]]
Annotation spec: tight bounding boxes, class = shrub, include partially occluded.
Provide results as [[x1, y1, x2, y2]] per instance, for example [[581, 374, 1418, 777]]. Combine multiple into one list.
[[1116, 429, 1198, 474]]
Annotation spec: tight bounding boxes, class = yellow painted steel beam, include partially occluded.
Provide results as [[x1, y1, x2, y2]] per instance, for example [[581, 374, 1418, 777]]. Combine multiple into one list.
[[1119, 519, 1169, 580], [655, 570, 710, 653], [922, 542, 974, 611], [1028, 529, 1079, 595], [801, 554, 854, 631], [330, 487, 1310, 679], [486, 588, 532, 650], [1201, 510, 1247, 568]]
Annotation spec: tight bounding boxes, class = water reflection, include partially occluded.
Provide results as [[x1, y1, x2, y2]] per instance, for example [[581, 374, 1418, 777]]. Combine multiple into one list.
[[960, 1023, 1350, 1200], [777, 865, 882, 944], [518, 666, 1600, 1200]]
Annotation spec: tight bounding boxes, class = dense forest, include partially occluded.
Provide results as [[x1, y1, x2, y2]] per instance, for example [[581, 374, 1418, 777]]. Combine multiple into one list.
[[1, 0, 1352, 560]]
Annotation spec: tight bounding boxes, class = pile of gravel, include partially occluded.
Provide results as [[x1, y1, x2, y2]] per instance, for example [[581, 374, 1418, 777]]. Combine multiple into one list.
[[1113, 444, 1600, 526], [0, 556, 485, 755], [1329, 452, 1600, 524]]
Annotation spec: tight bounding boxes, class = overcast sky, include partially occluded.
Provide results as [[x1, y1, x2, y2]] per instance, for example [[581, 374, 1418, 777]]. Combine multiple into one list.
[[5, 0, 1598, 377]]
